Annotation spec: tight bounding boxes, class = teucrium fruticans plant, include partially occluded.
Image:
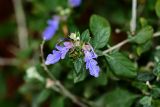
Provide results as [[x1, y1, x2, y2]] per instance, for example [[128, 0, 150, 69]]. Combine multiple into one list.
[[21, 0, 160, 107]]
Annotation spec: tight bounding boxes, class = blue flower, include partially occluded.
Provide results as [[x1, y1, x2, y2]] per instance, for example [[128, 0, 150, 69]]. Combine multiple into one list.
[[45, 42, 73, 65], [56, 42, 74, 59], [43, 16, 60, 41], [83, 45, 100, 77], [86, 59, 100, 77], [45, 50, 61, 65], [69, 0, 81, 7], [56, 45, 69, 59]]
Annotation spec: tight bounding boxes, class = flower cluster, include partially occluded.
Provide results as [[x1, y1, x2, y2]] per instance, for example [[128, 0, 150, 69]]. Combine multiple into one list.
[[42, 16, 60, 41], [45, 33, 100, 77]]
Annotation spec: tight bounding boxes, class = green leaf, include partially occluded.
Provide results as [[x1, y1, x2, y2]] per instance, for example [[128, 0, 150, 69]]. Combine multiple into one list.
[[137, 72, 155, 82], [73, 68, 87, 83], [73, 58, 87, 83], [81, 29, 91, 42], [136, 41, 152, 56], [131, 26, 153, 44], [151, 87, 160, 98], [132, 81, 149, 93], [106, 52, 137, 78], [94, 88, 138, 107], [139, 96, 152, 107], [50, 63, 63, 78], [35, 89, 50, 105], [87, 71, 108, 87], [140, 17, 148, 27], [94, 71, 108, 86], [89, 15, 111, 49], [153, 62, 160, 77], [84, 86, 95, 98], [50, 96, 64, 107], [155, 0, 160, 18], [74, 58, 84, 74]]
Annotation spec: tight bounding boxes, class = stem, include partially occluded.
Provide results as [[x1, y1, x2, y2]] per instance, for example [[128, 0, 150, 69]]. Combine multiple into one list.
[[146, 81, 153, 89], [103, 39, 130, 54], [130, 0, 137, 35], [40, 40, 88, 107], [102, 32, 160, 54], [153, 31, 160, 37], [56, 81, 88, 107], [13, 0, 29, 50], [0, 58, 17, 66], [40, 40, 56, 80], [103, 0, 137, 54]]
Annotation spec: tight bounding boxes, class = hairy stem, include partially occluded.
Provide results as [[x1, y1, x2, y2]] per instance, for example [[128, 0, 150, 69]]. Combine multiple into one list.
[[102, 32, 160, 54], [13, 0, 29, 50], [130, 0, 137, 35], [56, 81, 88, 107], [153, 31, 160, 37], [103, 39, 130, 54]]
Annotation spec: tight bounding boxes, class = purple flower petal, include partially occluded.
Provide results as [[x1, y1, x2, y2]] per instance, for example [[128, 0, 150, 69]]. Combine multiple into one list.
[[43, 26, 56, 41], [83, 44, 97, 59], [90, 46, 97, 58], [69, 0, 81, 7], [84, 50, 97, 62], [55, 42, 73, 59], [86, 58, 97, 69], [56, 45, 69, 59], [45, 42, 73, 65], [45, 50, 61, 65], [84, 51, 92, 61], [64, 42, 73, 49], [43, 16, 60, 41], [86, 59, 100, 77], [83, 44, 100, 77]]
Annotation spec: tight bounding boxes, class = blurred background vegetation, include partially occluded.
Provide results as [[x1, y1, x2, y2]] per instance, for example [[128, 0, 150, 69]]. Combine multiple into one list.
[[0, 0, 160, 107]]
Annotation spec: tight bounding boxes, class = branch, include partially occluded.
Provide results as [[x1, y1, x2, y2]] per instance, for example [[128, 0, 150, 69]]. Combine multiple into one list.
[[56, 81, 88, 107], [40, 41, 88, 107], [153, 31, 160, 37], [13, 0, 29, 50], [103, 1, 160, 55], [102, 39, 130, 54], [0, 58, 17, 66], [102, 0, 138, 55], [102, 32, 160, 54], [130, 0, 137, 35]]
